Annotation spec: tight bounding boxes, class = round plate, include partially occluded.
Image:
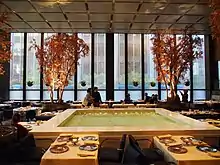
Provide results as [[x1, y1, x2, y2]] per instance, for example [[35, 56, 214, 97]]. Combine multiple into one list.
[[79, 144, 98, 151], [180, 137, 203, 145], [196, 145, 218, 153], [57, 136, 71, 142], [168, 146, 188, 154], [159, 138, 176, 144], [81, 136, 98, 141], [50, 145, 69, 154], [212, 123, 220, 127]]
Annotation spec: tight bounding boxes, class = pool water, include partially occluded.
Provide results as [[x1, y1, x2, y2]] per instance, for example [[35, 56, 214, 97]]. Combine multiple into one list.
[[59, 111, 185, 127]]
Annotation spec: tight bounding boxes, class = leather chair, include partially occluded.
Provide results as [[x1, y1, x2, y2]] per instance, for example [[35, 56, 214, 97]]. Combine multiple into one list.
[[98, 134, 127, 163]]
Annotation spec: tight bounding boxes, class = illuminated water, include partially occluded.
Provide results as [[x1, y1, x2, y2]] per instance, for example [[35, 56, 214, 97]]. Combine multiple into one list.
[[59, 111, 186, 127]]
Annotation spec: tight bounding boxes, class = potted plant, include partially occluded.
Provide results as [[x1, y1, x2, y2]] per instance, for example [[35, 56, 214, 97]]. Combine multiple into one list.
[[151, 29, 203, 103], [80, 80, 86, 87], [30, 33, 89, 106], [0, 12, 12, 75], [133, 80, 139, 87], [184, 80, 190, 86], [27, 81, 33, 87], [150, 81, 156, 87]]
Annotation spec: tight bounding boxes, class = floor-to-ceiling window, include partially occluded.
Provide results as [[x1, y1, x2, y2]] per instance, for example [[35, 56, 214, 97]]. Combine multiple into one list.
[[144, 34, 158, 98], [193, 35, 206, 100], [10, 33, 24, 100], [128, 34, 142, 100], [77, 33, 92, 101], [114, 34, 125, 101], [9, 33, 207, 101], [94, 33, 106, 101], [26, 33, 41, 100]]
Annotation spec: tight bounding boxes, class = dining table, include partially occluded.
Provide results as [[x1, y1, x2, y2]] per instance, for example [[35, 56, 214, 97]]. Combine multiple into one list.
[[112, 103, 135, 108], [153, 135, 220, 165], [40, 133, 99, 165]]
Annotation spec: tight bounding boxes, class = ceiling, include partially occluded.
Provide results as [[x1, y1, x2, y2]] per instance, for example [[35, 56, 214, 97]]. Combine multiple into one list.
[[0, 0, 211, 34]]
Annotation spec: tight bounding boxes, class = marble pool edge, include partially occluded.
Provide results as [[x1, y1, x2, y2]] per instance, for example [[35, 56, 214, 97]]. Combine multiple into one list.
[[30, 108, 220, 138]]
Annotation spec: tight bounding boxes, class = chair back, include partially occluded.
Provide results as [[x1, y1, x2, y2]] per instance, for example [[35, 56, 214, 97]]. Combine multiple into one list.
[[19, 133, 36, 148], [128, 134, 164, 164], [122, 144, 140, 164], [128, 134, 139, 147], [118, 134, 127, 161], [26, 110, 36, 121], [119, 134, 127, 149]]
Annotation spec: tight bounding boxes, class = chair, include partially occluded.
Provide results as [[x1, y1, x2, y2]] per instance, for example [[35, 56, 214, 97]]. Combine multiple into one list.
[[128, 135, 164, 164], [21, 102, 31, 107], [0, 134, 43, 164], [122, 143, 142, 165], [0, 111, 3, 125], [100, 143, 140, 165], [100, 162, 137, 165], [26, 110, 36, 121], [98, 134, 127, 163], [0, 161, 40, 165], [13, 133, 46, 163]]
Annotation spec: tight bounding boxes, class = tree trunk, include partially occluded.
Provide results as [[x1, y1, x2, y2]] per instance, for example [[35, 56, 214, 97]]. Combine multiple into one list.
[[49, 87, 54, 103], [166, 87, 169, 100], [58, 87, 64, 103], [168, 83, 179, 103]]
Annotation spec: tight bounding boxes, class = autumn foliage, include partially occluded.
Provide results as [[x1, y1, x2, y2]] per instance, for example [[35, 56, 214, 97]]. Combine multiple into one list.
[[151, 30, 203, 101], [0, 11, 12, 75], [30, 33, 89, 103], [209, 0, 220, 42]]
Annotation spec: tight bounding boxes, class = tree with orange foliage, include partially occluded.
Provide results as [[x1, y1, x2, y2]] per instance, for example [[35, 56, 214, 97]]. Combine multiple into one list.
[[0, 11, 12, 75], [151, 30, 203, 102], [30, 33, 89, 103], [209, 0, 220, 42]]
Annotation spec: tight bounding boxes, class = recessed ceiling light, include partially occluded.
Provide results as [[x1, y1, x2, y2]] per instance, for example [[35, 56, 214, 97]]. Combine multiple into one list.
[[145, 9, 150, 13], [35, 0, 71, 7]]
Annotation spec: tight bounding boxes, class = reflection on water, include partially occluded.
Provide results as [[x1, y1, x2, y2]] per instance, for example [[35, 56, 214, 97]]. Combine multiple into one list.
[[59, 111, 186, 127]]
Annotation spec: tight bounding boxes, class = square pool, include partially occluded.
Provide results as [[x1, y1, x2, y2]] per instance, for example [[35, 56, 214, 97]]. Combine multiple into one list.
[[59, 110, 189, 128]]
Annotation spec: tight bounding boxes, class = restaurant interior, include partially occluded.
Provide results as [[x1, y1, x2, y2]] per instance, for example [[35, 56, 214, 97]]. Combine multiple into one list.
[[1, 0, 220, 165]]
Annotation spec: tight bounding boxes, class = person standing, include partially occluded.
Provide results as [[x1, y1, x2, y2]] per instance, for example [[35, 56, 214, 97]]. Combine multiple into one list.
[[92, 87, 102, 107], [124, 93, 132, 103], [82, 88, 93, 107]]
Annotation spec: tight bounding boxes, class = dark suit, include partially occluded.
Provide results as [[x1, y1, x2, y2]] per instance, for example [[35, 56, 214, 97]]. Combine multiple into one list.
[[93, 91, 102, 107]]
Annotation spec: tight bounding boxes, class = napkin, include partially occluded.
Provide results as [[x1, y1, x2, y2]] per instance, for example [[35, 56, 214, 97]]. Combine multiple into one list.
[[208, 152, 220, 158], [77, 150, 96, 157], [83, 140, 99, 145], [192, 141, 207, 146], [51, 142, 67, 147], [166, 142, 182, 147], [60, 134, 73, 137], [157, 134, 172, 140]]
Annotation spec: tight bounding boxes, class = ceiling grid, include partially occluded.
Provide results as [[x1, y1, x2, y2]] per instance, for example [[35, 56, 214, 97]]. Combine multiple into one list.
[[0, 0, 211, 34]]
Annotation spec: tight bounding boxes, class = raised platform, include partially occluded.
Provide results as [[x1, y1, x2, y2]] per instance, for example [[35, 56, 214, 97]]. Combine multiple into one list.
[[31, 108, 220, 138]]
